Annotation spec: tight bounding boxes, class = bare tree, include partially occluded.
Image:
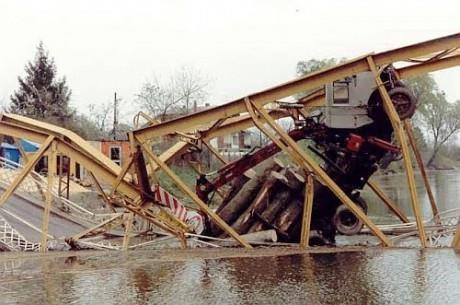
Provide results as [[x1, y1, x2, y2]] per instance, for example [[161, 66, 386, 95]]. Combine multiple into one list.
[[173, 66, 208, 114], [88, 101, 112, 132], [135, 66, 208, 121]]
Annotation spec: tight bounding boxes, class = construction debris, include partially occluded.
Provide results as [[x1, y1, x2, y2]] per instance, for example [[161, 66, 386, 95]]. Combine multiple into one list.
[[1, 32, 460, 251]]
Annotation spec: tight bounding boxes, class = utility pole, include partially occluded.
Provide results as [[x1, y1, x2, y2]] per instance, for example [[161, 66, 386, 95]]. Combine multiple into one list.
[[113, 92, 118, 140]]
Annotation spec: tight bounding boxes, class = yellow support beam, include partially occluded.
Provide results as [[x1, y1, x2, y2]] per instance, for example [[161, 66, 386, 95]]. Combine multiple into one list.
[[367, 180, 409, 223], [122, 212, 134, 250], [453, 225, 460, 249], [40, 140, 57, 253], [300, 174, 314, 249], [245, 98, 392, 246], [109, 156, 134, 198], [89, 172, 116, 212], [134, 33, 460, 143], [136, 140, 252, 248], [367, 56, 427, 247], [403, 120, 440, 223], [0, 135, 54, 208]]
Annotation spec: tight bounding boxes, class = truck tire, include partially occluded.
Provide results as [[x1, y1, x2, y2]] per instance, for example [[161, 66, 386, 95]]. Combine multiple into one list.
[[333, 197, 368, 236], [367, 85, 417, 121], [388, 86, 417, 120]]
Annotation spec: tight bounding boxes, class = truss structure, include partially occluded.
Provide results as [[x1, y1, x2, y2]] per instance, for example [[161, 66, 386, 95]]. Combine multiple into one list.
[[1, 32, 460, 250]]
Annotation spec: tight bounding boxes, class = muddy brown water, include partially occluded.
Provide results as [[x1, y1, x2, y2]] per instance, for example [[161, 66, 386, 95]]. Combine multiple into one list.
[[1, 171, 460, 304], [1, 248, 460, 305], [364, 170, 460, 221]]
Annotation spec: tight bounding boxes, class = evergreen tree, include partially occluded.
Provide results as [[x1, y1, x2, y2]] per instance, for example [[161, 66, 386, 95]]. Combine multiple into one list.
[[10, 42, 73, 122]]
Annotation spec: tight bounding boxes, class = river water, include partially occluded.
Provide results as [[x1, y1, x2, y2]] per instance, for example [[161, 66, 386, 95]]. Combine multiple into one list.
[[1, 171, 460, 305], [1, 249, 460, 305], [363, 170, 460, 220]]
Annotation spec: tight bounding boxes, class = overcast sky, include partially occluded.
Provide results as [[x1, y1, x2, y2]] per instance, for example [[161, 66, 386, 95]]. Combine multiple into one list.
[[1, 0, 460, 123]]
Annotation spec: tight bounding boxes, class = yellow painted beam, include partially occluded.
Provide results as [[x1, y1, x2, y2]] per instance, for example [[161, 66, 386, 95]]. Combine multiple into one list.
[[403, 120, 440, 223], [40, 140, 57, 253], [367, 180, 409, 223], [247, 99, 392, 246], [89, 172, 116, 212], [109, 156, 134, 198], [134, 33, 460, 142], [398, 54, 460, 79], [300, 174, 314, 249], [453, 225, 460, 249], [56, 141, 139, 199], [367, 56, 427, 247], [122, 212, 134, 250], [137, 139, 252, 248]]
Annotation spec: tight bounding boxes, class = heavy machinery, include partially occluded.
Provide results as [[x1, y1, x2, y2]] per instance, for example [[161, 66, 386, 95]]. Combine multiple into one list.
[[198, 66, 417, 244], [2, 32, 460, 251]]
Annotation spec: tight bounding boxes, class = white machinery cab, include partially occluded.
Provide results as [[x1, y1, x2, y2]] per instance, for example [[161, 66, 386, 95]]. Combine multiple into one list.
[[324, 71, 376, 129]]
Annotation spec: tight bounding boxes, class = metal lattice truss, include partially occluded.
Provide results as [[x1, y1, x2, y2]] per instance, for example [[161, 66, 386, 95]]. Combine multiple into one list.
[[1, 33, 460, 251], [0, 213, 39, 251]]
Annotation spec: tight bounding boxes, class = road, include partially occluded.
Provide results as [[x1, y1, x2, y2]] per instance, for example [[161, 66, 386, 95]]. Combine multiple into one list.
[[0, 185, 89, 243]]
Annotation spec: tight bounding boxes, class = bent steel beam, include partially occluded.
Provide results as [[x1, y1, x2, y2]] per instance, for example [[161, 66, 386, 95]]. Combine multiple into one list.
[[367, 56, 427, 247], [245, 98, 392, 246], [133, 33, 460, 143]]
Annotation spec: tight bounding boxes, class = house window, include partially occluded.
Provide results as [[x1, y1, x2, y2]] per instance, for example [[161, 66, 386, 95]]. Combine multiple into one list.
[[110, 146, 122, 166], [223, 135, 232, 149], [232, 134, 239, 146]]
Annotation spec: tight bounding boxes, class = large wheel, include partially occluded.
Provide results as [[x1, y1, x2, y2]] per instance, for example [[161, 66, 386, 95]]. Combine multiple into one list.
[[388, 86, 417, 120], [367, 86, 417, 121], [333, 197, 368, 236]]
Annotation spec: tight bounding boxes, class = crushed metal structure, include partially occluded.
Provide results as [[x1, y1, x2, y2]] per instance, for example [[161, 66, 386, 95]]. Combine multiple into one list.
[[1, 32, 460, 251]]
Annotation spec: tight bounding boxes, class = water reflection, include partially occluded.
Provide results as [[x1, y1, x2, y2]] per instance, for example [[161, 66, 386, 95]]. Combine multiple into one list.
[[1, 249, 460, 305], [363, 170, 460, 220]]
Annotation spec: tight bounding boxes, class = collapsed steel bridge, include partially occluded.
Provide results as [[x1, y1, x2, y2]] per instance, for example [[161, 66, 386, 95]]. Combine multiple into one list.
[[1, 32, 460, 251]]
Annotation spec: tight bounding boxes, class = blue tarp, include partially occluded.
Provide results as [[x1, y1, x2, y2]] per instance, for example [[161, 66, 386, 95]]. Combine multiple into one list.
[[20, 139, 39, 152], [0, 143, 20, 164], [0, 140, 39, 164]]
